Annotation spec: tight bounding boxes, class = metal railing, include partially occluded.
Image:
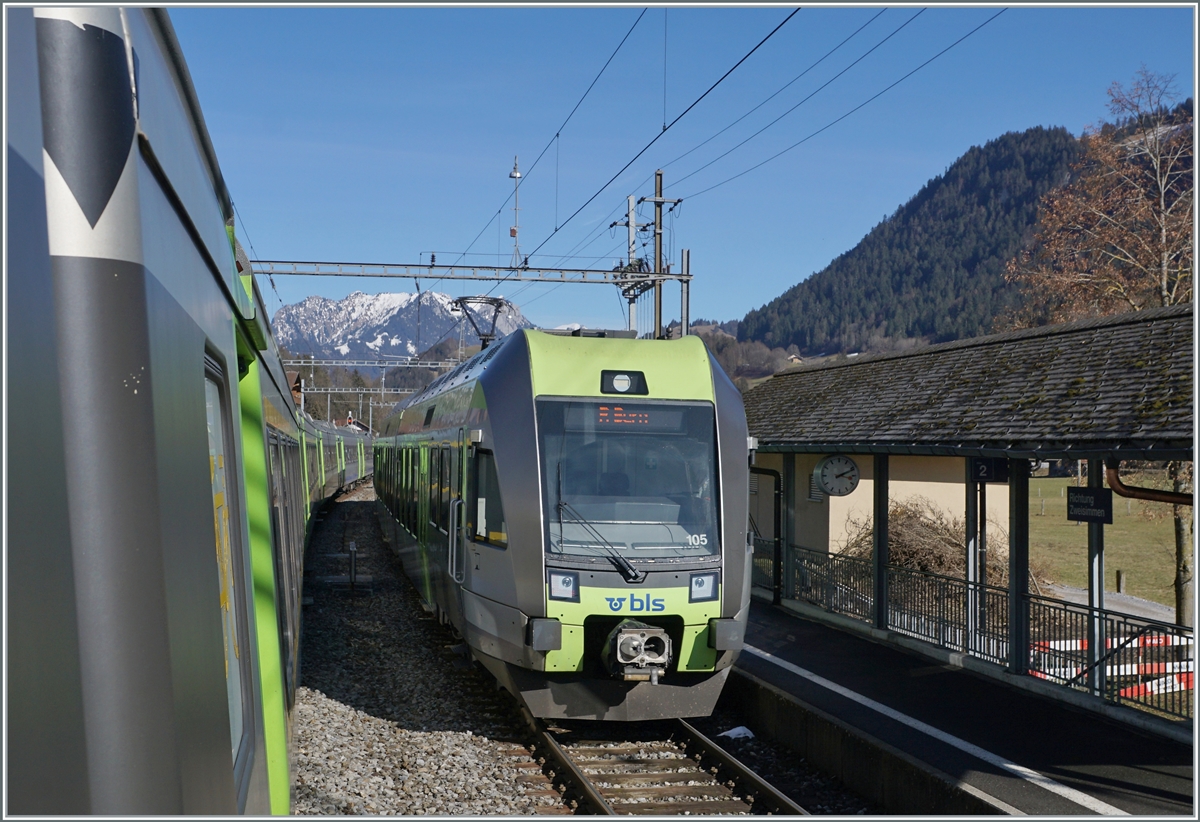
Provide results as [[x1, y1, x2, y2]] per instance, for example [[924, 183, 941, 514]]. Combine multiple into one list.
[[787, 544, 874, 621], [887, 566, 1009, 665], [782, 545, 1192, 718], [751, 536, 775, 592], [1028, 595, 1194, 720]]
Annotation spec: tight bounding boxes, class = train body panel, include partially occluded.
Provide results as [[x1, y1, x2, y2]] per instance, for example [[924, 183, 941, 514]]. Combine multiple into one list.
[[7, 8, 371, 814], [375, 329, 751, 721]]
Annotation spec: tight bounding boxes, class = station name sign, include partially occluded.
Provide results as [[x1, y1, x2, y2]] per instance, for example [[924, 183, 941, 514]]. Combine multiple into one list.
[[1067, 487, 1113, 524]]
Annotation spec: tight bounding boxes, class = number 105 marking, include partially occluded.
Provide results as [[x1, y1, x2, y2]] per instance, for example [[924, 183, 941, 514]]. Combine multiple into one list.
[[688, 534, 708, 546]]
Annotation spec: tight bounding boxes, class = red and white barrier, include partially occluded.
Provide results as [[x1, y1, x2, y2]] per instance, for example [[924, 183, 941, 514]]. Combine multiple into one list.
[[1035, 660, 1193, 681], [1119, 672, 1194, 698], [1032, 634, 1191, 652]]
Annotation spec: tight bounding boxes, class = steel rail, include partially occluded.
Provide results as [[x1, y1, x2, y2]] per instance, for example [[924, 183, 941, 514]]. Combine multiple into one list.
[[521, 708, 615, 815], [517, 706, 809, 815], [676, 719, 810, 815]]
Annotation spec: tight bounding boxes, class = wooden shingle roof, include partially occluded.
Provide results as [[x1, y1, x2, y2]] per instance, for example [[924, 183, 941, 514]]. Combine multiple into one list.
[[743, 305, 1194, 460]]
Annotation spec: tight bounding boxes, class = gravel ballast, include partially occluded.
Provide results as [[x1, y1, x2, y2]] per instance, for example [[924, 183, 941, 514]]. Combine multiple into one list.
[[292, 480, 872, 814]]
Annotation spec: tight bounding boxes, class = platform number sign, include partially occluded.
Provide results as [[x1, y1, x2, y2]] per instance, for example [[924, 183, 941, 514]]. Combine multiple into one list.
[[970, 458, 1010, 484]]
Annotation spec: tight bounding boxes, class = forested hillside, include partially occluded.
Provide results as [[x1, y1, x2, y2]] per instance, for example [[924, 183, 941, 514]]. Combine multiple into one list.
[[739, 126, 1082, 355]]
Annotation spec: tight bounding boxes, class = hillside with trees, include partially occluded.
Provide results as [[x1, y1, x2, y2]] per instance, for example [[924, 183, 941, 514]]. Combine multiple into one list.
[[738, 125, 1082, 355]]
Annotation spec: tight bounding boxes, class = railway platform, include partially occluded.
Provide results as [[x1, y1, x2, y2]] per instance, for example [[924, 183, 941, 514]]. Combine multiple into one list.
[[735, 600, 1194, 815]]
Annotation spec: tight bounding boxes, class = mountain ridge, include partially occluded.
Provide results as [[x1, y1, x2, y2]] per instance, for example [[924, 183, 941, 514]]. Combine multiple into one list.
[[738, 126, 1083, 356], [272, 290, 533, 359]]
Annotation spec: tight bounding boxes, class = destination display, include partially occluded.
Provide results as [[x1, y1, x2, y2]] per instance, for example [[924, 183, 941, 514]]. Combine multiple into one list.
[[563, 403, 686, 433]]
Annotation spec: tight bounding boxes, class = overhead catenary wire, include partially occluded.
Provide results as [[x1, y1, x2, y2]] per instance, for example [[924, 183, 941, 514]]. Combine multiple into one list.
[[233, 199, 282, 305], [529, 9, 884, 277], [673, 8, 926, 190], [659, 7, 887, 177], [516, 7, 992, 329], [679, 8, 1008, 201], [450, 8, 648, 267], [515, 7, 802, 269]]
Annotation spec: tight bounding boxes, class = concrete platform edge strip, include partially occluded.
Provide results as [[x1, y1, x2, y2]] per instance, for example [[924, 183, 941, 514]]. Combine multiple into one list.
[[768, 595, 1194, 747], [745, 645, 1128, 815], [725, 667, 1020, 815]]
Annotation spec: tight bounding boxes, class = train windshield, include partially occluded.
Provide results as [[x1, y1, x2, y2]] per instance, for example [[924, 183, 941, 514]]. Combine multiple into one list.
[[537, 399, 720, 560]]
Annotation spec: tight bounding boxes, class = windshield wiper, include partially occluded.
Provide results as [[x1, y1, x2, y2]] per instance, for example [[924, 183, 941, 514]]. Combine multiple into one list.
[[557, 499, 645, 583]]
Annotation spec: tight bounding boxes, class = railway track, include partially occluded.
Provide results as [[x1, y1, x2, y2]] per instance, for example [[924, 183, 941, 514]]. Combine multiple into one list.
[[521, 712, 808, 815]]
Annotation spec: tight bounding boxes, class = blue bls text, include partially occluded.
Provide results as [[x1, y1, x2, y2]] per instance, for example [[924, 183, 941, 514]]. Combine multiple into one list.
[[605, 594, 666, 612]]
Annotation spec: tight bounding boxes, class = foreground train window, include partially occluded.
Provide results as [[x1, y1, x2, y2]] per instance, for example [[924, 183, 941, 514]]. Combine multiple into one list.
[[538, 399, 720, 559], [205, 373, 251, 771]]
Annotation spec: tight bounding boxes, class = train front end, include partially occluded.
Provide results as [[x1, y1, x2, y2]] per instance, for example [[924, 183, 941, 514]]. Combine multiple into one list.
[[481, 329, 750, 721]]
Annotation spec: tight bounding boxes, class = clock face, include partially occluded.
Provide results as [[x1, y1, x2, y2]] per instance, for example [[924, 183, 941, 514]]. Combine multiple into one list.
[[816, 455, 860, 496]]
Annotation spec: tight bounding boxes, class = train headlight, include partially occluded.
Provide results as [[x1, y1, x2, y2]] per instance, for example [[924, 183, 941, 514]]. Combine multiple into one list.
[[548, 571, 580, 602], [689, 572, 719, 602]]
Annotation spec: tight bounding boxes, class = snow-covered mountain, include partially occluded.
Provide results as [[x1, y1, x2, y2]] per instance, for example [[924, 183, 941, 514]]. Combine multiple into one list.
[[272, 291, 534, 359]]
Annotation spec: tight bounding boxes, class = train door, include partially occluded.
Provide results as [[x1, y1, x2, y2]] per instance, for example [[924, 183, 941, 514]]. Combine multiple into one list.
[[417, 445, 434, 604], [298, 431, 306, 506], [204, 369, 257, 803], [317, 435, 325, 495], [444, 432, 467, 632], [430, 443, 453, 622]]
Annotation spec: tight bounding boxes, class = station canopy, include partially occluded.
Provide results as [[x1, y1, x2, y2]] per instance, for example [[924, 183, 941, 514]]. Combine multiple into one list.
[[743, 304, 1193, 462]]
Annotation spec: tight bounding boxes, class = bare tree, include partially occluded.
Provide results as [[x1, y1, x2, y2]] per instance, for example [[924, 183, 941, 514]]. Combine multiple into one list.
[[1006, 68, 1194, 625], [1006, 67, 1193, 324]]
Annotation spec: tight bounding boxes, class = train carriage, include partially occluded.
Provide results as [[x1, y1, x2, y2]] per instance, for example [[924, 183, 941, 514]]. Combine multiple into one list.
[[374, 328, 752, 721], [7, 7, 370, 814]]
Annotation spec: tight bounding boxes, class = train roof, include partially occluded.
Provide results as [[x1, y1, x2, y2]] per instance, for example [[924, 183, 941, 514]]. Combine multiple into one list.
[[393, 328, 717, 418]]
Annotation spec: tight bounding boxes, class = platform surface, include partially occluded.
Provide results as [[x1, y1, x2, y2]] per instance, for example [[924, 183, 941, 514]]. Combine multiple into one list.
[[737, 601, 1194, 815]]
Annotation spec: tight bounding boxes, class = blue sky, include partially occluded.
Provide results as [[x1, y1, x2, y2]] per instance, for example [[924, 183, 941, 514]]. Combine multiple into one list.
[[171, 5, 1196, 333]]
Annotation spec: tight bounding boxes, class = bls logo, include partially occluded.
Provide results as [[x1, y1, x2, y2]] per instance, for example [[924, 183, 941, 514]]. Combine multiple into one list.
[[605, 594, 665, 612]]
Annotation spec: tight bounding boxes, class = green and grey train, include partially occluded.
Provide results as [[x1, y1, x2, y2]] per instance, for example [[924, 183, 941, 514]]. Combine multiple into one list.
[[8, 7, 370, 814], [374, 328, 752, 721]]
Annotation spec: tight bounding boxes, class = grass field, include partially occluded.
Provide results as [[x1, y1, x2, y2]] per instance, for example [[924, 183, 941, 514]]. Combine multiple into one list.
[[1028, 477, 1183, 609]]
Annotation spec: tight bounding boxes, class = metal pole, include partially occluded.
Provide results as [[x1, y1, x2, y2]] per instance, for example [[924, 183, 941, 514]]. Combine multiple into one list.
[[782, 454, 796, 602], [654, 170, 663, 339], [680, 249, 690, 336], [300, 378, 305, 416], [1088, 457, 1105, 696], [965, 463, 979, 653], [873, 455, 890, 630], [979, 480, 988, 642], [1008, 458, 1030, 674]]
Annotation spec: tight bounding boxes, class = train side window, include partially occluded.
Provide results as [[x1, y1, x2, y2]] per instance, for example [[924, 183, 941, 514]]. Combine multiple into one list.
[[468, 450, 507, 548], [204, 368, 253, 776], [440, 446, 451, 533]]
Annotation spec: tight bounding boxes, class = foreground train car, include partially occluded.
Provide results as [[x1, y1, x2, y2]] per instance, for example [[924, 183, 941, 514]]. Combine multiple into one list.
[[7, 8, 369, 814], [375, 328, 752, 721]]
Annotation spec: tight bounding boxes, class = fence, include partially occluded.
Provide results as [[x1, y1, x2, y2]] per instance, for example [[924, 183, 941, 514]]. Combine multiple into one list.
[[887, 566, 1010, 666], [783, 544, 1193, 720], [787, 544, 873, 621], [751, 536, 775, 592], [1028, 595, 1194, 719]]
